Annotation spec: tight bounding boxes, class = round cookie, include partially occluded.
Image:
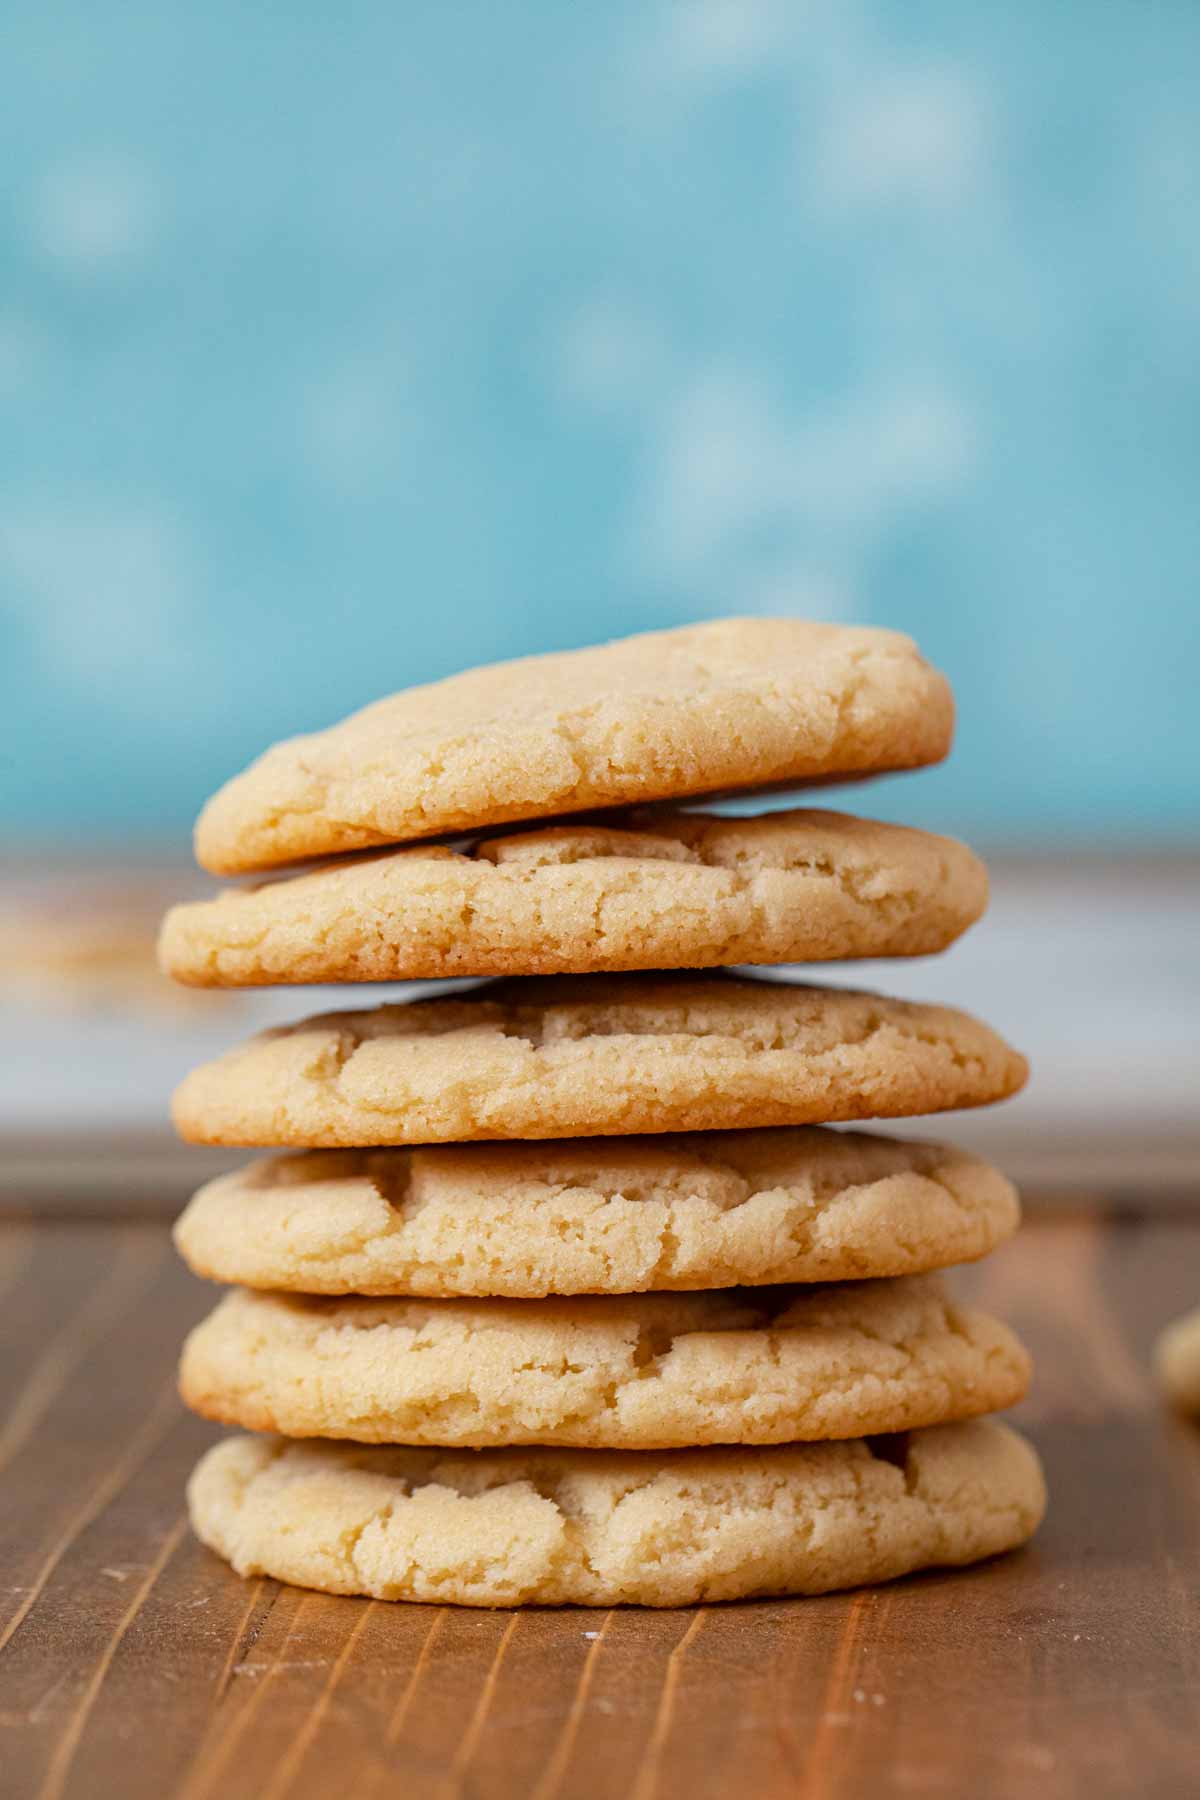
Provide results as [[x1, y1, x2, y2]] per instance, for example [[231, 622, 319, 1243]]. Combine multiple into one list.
[[174, 1128, 1020, 1297], [188, 1419, 1046, 1607], [193, 618, 954, 875], [1155, 1305, 1200, 1411], [171, 973, 1028, 1148], [178, 1275, 1031, 1449], [162, 808, 987, 987]]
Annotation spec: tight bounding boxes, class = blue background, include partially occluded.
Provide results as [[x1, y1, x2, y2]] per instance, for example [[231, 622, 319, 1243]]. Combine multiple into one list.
[[2, 1, 1197, 848]]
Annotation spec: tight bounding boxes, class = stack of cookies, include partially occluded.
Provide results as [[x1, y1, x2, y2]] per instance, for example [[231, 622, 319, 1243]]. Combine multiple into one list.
[[162, 618, 1045, 1609]]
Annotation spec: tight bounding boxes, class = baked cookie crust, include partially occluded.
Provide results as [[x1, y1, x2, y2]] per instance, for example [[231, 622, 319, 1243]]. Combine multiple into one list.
[[178, 1275, 1031, 1449], [188, 1420, 1045, 1606], [194, 619, 954, 874], [174, 1129, 1019, 1297], [163, 808, 986, 986], [172, 974, 1029, 1147]]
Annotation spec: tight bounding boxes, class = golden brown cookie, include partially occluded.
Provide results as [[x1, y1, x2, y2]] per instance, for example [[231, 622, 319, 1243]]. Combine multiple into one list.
[[162, 808, 986, 986], [194, 619, 954, 874], [1155, 1305, 1200, 1411], [188, 1420, 1046, 1606], [178, 1275, 1031, 1449], [171, 973, 1028, 1147], [174, 1129, 1020, 1296]]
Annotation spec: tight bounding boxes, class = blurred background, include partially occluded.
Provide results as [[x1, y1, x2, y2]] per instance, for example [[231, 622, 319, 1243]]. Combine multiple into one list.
[[2, 0, 1197, 1203]]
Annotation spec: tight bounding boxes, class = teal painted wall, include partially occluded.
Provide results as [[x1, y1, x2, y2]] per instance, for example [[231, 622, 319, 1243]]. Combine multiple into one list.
[[2, 3, 1197, 846]]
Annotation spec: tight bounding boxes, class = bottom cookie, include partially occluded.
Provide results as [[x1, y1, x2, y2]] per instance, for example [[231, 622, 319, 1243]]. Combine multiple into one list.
[[188, 1419, 1045, 1608]]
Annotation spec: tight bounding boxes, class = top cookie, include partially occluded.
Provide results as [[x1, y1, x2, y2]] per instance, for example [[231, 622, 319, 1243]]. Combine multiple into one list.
[[161, 808, 987, 986], [194, 619, 954, 874]]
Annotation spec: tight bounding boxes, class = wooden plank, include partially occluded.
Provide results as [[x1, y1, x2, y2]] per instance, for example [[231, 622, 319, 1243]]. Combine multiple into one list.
[[2, 1212, 1199, 1799], [0, 1225, 224, 1800]]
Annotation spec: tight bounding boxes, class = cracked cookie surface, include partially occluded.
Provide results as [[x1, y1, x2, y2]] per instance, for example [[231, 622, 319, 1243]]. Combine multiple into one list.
[[163, 808, 986, 986], [193, 618, 954, 875], [178, 1274, 1031, 1448], [187, 1419, 1045, 1605], [171, 973, 1028, 1147], [174, 1128, 1020, 1297]]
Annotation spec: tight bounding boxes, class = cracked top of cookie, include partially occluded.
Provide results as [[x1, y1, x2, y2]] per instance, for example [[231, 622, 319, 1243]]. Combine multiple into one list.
[[161, 806, 987, 987], [193, 618, 954, 875]]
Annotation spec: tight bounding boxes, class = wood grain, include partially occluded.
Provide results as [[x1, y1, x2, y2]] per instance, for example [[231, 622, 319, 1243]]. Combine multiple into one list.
[[2, 1209, 1199, 1800]]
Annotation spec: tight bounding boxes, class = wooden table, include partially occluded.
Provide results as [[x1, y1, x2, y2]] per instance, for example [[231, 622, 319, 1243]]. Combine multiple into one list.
[[3, 1203, 1198, 1799]]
